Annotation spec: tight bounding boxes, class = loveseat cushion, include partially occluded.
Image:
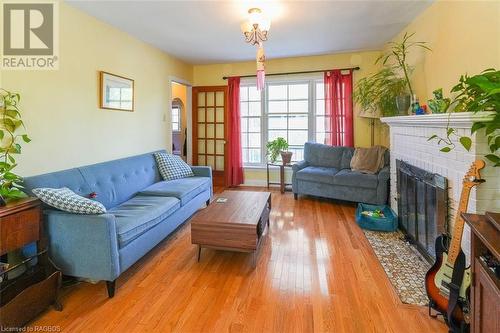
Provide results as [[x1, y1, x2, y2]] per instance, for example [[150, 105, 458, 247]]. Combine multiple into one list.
[[138, 177, 210, 206], [109, 196, 180, 248], [333, 169, 378, 189], [296, 166, 339, 185]]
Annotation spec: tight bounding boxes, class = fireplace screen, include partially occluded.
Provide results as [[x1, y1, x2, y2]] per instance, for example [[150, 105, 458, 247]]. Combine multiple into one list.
[[396, 160, 448, 260]]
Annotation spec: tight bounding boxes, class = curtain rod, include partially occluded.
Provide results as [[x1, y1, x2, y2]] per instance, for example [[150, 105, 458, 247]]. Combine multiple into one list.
[[222, 66, 360, 80]]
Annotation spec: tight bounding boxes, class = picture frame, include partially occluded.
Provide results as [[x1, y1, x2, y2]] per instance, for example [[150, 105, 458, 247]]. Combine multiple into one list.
[[99, 71, 134, 112]]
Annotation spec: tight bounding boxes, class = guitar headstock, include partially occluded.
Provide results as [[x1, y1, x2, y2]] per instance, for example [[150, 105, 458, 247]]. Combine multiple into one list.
[[463, 159, 486, 188]]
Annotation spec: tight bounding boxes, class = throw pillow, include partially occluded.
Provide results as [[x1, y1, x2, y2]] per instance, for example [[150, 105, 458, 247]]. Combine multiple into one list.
[[350, 146, 387, 174], [32, 187, 107, 214], [154, 152, 194, 180]]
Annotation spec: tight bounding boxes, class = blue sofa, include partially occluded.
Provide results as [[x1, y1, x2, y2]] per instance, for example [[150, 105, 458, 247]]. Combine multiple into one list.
[[292, 143, 389, 205], [23, 150, 212, 297]]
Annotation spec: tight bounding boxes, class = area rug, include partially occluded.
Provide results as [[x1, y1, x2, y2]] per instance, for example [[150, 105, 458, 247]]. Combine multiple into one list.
[[363, 229, 431, 306]]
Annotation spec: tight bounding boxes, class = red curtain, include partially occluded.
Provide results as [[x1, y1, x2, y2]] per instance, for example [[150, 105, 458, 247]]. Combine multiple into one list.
[[324, 69, 354, 147], [227, 77, 244, 187]]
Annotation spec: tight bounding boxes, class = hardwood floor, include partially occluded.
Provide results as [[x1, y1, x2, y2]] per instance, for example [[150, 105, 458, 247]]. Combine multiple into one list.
[[30, 188, 447, 332]]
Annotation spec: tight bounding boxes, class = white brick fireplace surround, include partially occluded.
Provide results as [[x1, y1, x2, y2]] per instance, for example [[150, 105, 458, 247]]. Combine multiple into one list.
[[381, 112, 499, 261]]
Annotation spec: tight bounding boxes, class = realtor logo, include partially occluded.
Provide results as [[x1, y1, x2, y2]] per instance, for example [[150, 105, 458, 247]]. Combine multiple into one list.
[[1, 1, 59, 70]]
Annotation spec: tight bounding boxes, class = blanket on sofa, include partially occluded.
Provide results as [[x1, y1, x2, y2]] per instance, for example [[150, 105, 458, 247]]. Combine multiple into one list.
[[350, 145, 387, 174]]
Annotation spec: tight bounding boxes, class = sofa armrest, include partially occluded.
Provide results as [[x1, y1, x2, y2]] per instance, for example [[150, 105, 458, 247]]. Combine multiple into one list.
[[378, 166, 390, 181], [44, 210, 120, 281], [292, 160, 308, 194], [191, 166, 213, 196], [292, 160, 308, 173]]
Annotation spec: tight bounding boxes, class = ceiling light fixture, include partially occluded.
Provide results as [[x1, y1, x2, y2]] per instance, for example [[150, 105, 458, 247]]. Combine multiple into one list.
[[240, 8, 271, 91]]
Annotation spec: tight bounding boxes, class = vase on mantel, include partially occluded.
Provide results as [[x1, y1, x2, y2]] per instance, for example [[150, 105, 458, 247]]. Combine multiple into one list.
[[395, 95, 411, 115]]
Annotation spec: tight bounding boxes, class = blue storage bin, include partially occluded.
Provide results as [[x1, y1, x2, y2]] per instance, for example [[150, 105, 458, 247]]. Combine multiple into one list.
[[355, 203, 397, 232]]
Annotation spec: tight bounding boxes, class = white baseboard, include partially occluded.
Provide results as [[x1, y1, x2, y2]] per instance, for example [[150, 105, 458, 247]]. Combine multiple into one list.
[[242, 179, 267, 187]]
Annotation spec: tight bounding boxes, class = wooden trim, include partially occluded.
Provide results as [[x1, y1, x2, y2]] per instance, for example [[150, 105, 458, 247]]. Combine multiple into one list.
[[99, 71, 135, 112]]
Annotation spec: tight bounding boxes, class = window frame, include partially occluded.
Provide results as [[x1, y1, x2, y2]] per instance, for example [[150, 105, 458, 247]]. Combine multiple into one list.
[[171, 99, 182, 133], [240, 75, 324, 167]]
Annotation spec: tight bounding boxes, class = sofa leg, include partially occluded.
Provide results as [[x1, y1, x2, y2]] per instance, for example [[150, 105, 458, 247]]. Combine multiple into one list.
[[106, 280, 116, 298], [206, 199, 211, 206], [294, 193, 298, 200]]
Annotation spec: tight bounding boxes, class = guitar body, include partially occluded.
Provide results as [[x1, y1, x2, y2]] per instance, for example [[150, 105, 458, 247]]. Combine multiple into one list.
[[425, 235, 470, 322]]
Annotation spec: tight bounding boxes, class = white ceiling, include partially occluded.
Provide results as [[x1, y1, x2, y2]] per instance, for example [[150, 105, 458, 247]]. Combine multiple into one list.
[[66, 0, 433, 65]]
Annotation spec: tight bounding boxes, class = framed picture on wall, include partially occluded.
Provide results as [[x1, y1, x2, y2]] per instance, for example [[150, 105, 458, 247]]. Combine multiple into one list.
[[99, 71, 134, 111]]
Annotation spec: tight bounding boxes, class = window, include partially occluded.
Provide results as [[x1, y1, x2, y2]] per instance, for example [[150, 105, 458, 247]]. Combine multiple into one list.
[[172, 104, 181, 132], [240, 85, 262, 164], [240, 77, 325, 166]]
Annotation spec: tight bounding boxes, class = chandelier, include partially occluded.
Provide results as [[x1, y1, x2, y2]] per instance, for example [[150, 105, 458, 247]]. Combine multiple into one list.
[[240, 8, 271, 90]]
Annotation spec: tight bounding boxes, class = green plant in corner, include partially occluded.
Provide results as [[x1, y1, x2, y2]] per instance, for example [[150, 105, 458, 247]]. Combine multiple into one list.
[[428, 69, 499, 166], [266, 137, 289, 163], [0, 89, 31, 203]]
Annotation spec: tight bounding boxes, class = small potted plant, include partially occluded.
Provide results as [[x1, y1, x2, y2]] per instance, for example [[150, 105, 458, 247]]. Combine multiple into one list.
[[0, 89, 31, 206], [266, 137, 292, 165]]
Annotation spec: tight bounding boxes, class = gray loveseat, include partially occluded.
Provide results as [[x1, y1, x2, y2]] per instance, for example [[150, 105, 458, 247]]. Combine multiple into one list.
[[292, 142, 389, 205]]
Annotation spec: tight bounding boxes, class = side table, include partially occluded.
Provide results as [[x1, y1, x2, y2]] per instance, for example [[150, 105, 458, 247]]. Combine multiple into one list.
[[266, 162, 293, 194]]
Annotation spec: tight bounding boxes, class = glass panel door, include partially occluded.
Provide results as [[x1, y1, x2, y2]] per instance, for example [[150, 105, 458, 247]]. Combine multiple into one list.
[[193, 86, 227, 176]]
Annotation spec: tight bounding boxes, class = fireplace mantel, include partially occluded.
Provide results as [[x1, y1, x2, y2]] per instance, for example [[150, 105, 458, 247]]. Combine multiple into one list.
[[381, 111, 495, 128]]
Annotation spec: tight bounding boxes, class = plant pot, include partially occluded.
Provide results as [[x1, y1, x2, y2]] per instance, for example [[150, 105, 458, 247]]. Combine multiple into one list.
[[395, 95, 411, 115], [280, 151, 293, 165]]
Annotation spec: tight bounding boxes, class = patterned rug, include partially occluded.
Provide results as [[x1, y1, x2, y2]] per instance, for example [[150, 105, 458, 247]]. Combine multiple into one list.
[[363, 229, 431, 306]]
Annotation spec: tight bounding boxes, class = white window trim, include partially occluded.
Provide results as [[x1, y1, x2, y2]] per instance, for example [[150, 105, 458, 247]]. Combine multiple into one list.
[[240, 74, 324, 168]]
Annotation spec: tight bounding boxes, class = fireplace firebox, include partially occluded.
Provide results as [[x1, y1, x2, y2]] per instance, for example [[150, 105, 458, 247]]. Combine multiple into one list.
[[396, 160, 448, 261]]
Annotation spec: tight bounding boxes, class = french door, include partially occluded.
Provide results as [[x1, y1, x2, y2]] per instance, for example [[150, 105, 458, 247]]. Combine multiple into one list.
[[192, 86, 227, 185]]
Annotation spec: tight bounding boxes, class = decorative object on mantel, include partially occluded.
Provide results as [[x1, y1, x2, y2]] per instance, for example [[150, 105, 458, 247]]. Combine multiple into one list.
[[240, 8, 271, 90], [428, 88, 451, 114], [354, 32, 430, 117], [425, 160, 485, 333], [266, 137, 292, 165], [363, 229, 431, 306], [0, 89, 31, 206], [427, 68, 499, 166], [99, 71, 134, 112]]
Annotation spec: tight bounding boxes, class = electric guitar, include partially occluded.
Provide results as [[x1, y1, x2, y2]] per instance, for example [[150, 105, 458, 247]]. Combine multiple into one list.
[[425, 159, 485, 329]]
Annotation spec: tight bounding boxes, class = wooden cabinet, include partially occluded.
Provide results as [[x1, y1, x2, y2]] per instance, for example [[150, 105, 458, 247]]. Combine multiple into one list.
[[463, 212, 500, 333], [0, 198, 62, 328]]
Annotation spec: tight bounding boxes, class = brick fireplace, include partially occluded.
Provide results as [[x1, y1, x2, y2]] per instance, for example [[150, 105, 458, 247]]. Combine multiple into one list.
[[381, 112, 500, 262]]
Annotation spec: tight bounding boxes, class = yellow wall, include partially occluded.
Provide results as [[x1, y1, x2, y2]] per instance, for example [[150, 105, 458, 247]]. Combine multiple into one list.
[[193, 50, 384, 148], [1, 2, 192, 177], [388, 0, 500, 104]]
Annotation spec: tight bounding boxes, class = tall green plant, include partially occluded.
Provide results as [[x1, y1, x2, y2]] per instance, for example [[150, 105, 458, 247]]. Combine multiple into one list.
[[266, 137, 288, 163], [428, 69, 500, 166], [377, 32, 431, 97], [0, 89, 30, 202]]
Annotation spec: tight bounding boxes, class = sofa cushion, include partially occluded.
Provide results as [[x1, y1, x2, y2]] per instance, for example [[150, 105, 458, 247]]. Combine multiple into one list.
[[138, 177, 210, 206], [109, 196, 180, 248], [333, 169, 379, 189], [304, 142, 353, 169], [296, 166, 339, 185]]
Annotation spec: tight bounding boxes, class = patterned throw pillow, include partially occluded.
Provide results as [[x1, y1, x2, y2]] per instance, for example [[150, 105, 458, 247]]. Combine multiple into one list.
[[154, 152, 194, 181], [32, 187, 107, 215]]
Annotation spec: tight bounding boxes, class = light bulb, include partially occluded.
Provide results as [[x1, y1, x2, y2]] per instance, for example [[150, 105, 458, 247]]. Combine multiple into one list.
[[240, 21, 253, 33]]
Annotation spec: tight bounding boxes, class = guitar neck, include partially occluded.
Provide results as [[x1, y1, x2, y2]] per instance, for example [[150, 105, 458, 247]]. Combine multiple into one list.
[[446, 185, 472, 266]]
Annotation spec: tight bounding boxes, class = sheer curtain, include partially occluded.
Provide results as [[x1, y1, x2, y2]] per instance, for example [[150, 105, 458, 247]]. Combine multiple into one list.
[[324, 69, 354, 147], [227, 77, 244, 187]]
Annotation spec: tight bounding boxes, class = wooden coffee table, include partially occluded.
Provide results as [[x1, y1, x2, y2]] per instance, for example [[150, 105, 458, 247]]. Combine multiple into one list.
[[191, 191, 271, 267]]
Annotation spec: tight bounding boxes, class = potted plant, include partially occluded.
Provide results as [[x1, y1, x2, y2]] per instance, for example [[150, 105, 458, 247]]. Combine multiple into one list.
[[428, 68, 499, 166], [0, 89, 31, 205], [266, 137, 292, 165], [355, 32, 430, 116]]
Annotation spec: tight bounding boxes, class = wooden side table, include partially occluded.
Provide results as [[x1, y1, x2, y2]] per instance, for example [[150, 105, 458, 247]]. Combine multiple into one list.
[[266, 163, 293, 194], [0, 198, 62, 328], [462, 211, 499, 333]]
